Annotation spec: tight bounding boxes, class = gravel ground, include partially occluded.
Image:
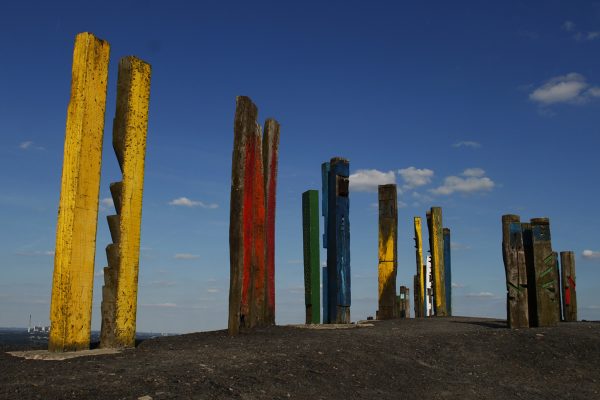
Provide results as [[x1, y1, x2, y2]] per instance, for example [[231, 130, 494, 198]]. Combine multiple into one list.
[[1, 317, 599, 400]]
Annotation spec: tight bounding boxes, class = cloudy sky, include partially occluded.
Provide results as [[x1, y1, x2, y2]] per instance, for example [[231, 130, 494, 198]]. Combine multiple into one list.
[[1, 1, 600, 332]]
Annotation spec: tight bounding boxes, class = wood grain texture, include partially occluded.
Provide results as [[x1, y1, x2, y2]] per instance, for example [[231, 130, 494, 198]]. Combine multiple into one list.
[[263, 119, 280, 325], [560, 251, 577, 322], [377, 184, 397, 320], [430, 207, 447, 316], [100, 56, 151, 348], [530, 218, 559, 327], [327, 158, 350, 323], [501, 215, 529, 329], [49, 32, 110, 352], [413, 217, 424, 318], [229, 96, 258, 335], [302, 190, 320, 324]]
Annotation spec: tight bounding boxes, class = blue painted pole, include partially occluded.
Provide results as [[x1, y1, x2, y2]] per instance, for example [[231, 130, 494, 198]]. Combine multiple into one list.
[[443, 228, 452, 316], [327, 157, 350, 323]]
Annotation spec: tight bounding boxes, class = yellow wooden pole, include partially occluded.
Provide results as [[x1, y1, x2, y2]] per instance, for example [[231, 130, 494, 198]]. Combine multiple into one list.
[[430, 207, 447, 316], [377, 184, 398, 319], [414, 217, 425, 317], [100, 56, 152, 348], [49, 32, 110, 352]]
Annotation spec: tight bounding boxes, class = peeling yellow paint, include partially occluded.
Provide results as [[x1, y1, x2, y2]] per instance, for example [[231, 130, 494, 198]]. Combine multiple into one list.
[[414, 217, 425, 315], [112, 57, 152, 348], [431, 207, 447, 316], [49, 32, 110, 352]]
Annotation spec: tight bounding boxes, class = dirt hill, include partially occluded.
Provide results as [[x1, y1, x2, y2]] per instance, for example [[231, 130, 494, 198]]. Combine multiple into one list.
[[1, 317, 599, 399]]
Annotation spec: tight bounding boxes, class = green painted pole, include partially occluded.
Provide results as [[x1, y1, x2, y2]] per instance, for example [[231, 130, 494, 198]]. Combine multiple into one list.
[[302, 190, 321, 324]]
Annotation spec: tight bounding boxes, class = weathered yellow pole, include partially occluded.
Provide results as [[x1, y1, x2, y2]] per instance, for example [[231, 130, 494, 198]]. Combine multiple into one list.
[[430, 207, 447, 316], [49, 32, 110, 352], [100, 56, 152, 348], [414, 217, 425, 317], [377, 184, 398, 319]]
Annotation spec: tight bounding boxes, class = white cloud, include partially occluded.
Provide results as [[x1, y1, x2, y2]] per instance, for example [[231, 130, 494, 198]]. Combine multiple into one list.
[[430, 168, 495, 195], [466, 292, 494, 298], [587, 31, 600, 40], [562, 20, 575, 32], [582, 250, 600, 260], [451, 282, 465, 288], [174, 253, 200, 260], [529, 73, 600, 105], [18, 140, 44, 150], [168, 197, 218, 209], [15, 250, 54, 256], [206, 288, 220, 293], [452, 141, 481, 149], [398, 200, 408, 208], [349, 169, 396, 192], [19, 141, 34, 150], [462, 168, 485, 178], [398, 167, 434, 189]]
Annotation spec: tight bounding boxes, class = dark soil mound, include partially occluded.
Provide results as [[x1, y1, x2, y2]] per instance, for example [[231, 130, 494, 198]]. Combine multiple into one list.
[[1, 317, 599, 399]]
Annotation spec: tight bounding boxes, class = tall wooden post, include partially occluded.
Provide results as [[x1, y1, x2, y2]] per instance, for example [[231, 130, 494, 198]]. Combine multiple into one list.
[[430, 207, 447, 316], [321, 162, 330, 323], [413, 217, 425, 318], [49, 33, 110, 352], [263, 119, 280, 325], [327, 157, 351, 323], [554, 251, 562, 321], [530, 218, 559, 327], [560, 251, 577, 321], [501, 215, 529, 328], [229, 96, 267, 334], [398, 286, 410, 318], [302, 190, 320, 324], [443, 228, 452, 316], [521, 222, 537, 326], [100, 56, 151, 348], [377, 184, 398, 320]]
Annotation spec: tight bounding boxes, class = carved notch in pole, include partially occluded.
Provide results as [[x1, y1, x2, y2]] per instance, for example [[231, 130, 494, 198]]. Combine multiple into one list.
[[49, 33, 110, 352], [100, 56, 151, 348]]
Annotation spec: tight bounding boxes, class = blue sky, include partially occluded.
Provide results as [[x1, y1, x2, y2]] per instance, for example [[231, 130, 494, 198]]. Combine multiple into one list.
[[1, 1, 600, 332]]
